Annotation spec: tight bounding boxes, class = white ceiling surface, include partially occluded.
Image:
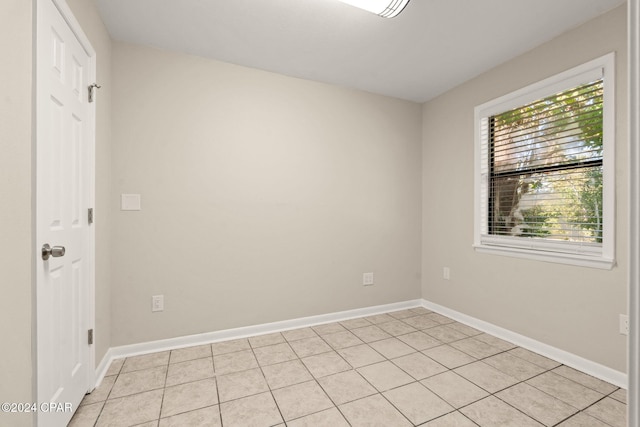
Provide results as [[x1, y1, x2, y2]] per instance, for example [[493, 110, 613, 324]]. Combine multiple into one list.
[[95, 0, 625, 103]]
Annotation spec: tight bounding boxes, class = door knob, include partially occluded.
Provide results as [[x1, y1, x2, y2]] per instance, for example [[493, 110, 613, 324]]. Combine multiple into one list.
[[42, 244, 65, 260]]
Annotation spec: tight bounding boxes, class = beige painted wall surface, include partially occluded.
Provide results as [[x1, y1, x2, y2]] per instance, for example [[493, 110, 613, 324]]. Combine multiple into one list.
[[0, 1, 33, 426], [422, 5, 628, 372], [111, 43, 422, 346], [66, 0, 113, 368]]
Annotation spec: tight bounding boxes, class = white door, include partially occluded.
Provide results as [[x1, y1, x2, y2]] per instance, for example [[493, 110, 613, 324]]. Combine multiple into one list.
[[36, 0, 95, 425]]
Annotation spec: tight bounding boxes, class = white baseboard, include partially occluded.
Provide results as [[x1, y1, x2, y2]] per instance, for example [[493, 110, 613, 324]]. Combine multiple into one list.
[[422, 299, 627, 388], [92, 297, 627, 390], [93, 347, 116, 389], [92, 299, 422, 387]]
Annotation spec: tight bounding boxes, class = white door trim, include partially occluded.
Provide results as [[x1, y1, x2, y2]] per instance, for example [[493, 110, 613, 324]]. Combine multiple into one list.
[[628, 0, 639, 425], [34, 0, 97, 416]]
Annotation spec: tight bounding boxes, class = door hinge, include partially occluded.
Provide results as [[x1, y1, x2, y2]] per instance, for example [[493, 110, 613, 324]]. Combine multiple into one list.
[[88, 208, 94, 225], [88, 329, 94, 345], [88, 83, 101, 103]]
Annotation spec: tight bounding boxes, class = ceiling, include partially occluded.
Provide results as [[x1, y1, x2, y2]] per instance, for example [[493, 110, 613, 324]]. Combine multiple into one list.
[[95, 0, 625, 103]]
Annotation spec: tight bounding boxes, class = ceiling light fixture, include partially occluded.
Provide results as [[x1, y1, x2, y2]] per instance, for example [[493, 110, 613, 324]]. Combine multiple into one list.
[[338, 0, 410, 18]]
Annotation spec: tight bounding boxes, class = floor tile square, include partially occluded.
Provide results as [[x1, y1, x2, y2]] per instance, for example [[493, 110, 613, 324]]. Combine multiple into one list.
[[282, 327, 317, 342], [166, 357, 214, 387], [508, 347, 561, 370], [159, 405, 221, 427], [301, 351, 352, 378], [383, 382, 453, 425], [286, 407, 350, 427], [213, 349, 258, 374], [449, 337, 502, 359], [317, 370, 377, 405], [339, 394, 411, 427], [496, 382, 577, 426], [105, 358, 124, 377], [81, 375, 116, 405], [425, 313, 455, 325], [423, 325, 469, 343], [473, 333, 516, 351], [461, 396, 543, 426], [422, 411, 477, 427], [397, 331, 442, 351], [392, 352, 448, 380], [610, 387, 627, 404], [421, 371, 489, 408], [483, 352, 547, 381], [526, 371, 604, 410], [410, 307, 432, 315], [313, 322, 347, 335], [350, 325, 392, 343], [161, 378, 218, 418], [454, 361, 519, 393], [211, 339, 251, 356], [357, 361, 414, 392], [322, 330, 364, 349], [337, 344, 385, 368], [122, 351, 170, 373], [369, 338, 415, 359], [403, 315, 441, 330], [584, 397, 627, 427], [289, 336, 332, 358], [340, 318, 373, 329], [96, 389, 163, 427], [445, 322, 482, 337], [423, 345, 476, 369], [363, 313, 395, 324], [216, 368, 269, 402], [388, 309, 420, 320], [170, 345, 212, 364], [552, 365, 618, 394], [253, 342, 297, 366], [220, 392, 283, 427], [272, 380, 333, 420], [556, 412, 610, 427], [377, 320, 417, 336], [249, 332, 285, 348], [110, 366, 167, 398], [261, 359, 313, 389], [69, 402, 103, 427]]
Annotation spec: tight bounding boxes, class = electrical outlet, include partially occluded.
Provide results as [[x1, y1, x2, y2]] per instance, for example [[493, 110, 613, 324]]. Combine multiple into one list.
[[152, 295, 164, 312], [363, 272, 374, 286], [443, 267, 451, 280], [619, 314, 629, 335]]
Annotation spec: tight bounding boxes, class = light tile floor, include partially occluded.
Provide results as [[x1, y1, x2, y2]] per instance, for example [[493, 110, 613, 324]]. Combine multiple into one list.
[[69, 307, 627, 426]]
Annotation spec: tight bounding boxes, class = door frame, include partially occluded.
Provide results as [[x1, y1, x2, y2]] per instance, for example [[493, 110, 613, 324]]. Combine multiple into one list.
[[34, 0, 97, 416], [629, 0, 639, 425]]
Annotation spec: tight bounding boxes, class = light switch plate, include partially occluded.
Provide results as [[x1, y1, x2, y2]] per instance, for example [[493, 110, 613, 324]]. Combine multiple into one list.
[[121, 194, 141, 211]]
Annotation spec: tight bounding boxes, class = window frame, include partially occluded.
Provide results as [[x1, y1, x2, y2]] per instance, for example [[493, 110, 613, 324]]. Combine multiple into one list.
[[473, 53, 615, 269]]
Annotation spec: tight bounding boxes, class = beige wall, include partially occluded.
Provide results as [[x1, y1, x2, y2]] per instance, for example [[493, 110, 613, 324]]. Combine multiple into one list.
[[421, 5, 628, 372], [67, 0, 113, 369], [0, 1, 34, 426], [110, 43, 423, 346]]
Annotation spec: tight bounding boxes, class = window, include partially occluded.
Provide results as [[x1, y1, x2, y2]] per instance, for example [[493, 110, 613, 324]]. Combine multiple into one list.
[[474, 54, 615, 269]]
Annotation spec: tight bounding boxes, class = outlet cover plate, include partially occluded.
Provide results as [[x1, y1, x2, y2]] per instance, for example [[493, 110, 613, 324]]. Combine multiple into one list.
[[620, 314, 629, 335], [363, 272, 374, 286], [152, 295, 164, 312]]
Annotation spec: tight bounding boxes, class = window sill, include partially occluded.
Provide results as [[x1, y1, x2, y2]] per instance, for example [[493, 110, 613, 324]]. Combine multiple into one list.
[[473, 244, 615, 270]]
